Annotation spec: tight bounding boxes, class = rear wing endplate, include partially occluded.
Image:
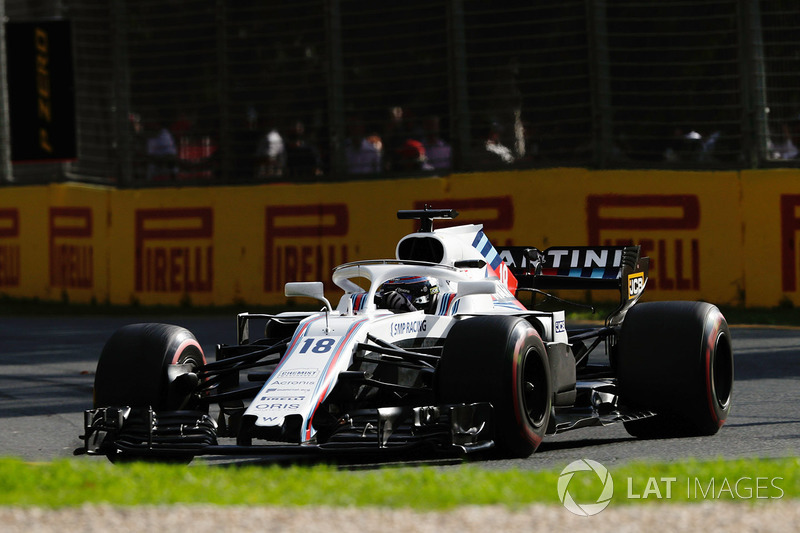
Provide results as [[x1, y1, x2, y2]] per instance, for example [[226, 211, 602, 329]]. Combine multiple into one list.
[[498, 245, 650, 323]]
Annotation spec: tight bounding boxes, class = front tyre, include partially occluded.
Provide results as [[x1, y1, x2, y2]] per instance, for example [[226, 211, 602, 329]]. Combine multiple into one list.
[[93, 324, 207, 463], [437, 316, 551, 457], [617, 302, 733, 438], [94, 323, 206, 410]]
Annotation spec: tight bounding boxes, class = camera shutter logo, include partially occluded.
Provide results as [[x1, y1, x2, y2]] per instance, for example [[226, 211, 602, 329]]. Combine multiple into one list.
[[557, 459, 614, 516]]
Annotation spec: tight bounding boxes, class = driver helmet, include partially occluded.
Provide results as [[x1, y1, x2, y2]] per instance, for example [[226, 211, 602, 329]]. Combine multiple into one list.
[[379, 275, 439, 312]]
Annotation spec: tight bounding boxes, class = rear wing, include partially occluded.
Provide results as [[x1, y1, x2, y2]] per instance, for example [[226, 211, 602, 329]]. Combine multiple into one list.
[[498, 245, 650, 322]]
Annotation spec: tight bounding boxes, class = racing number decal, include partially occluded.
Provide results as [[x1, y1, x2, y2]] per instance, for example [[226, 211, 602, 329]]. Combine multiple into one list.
[[298, 337, 336, 354], [628, 272, 645, 299]]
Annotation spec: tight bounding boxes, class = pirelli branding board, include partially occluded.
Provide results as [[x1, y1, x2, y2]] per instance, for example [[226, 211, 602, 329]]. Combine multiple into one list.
[[263, 204, 349, 293], [587, 194, 700, 292], [0, 209, 21, 288], [7, 168, 800, 307], [411, 196, 514, 233], [780, 194, 800, 293], [49, 207, 93, 289], [134, 208, 214, 293]]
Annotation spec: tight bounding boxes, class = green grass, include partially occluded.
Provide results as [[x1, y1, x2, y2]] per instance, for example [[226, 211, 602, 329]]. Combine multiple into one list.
[[0, 457, 795, 508]]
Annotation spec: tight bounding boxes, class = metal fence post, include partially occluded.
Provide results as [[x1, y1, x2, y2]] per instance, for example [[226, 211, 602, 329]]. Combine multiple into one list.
[[587, 0, 612, 168], [739, 0, 768, 167], [111, 0, 132, 185], [216, 0, 231, 182], [325, 0, 345, 178], [0, 0, 14, 182], [447, 0, 470, 172]]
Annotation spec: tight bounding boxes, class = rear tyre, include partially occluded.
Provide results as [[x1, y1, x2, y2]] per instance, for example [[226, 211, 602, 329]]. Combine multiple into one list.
[[437, 316, 551, 457], [617, 302, 733, 439]]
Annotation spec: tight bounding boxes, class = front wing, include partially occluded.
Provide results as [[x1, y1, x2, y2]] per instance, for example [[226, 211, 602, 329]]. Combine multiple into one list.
[[76, 402, 495, 459]]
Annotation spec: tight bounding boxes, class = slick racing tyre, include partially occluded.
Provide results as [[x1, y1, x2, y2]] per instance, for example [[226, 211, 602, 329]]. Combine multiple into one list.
[[617, 301, 733, 438], [94, 323, 206, 411], [437, 316, 551, 457]]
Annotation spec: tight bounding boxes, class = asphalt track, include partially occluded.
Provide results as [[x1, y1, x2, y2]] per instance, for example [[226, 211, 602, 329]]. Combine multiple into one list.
[[0, 315, 797, 468]]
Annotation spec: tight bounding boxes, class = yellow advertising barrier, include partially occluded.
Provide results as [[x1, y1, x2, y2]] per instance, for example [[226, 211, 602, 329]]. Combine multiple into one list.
[[741, 169, 800, 307], [0, 183, 110, 304], [0, 168, 796, 308]]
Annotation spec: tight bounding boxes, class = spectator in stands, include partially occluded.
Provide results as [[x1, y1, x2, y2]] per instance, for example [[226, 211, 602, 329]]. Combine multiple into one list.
[[393, 139, 434, 172], [477, 122, 515, 168], [663, 126, 718, 163], [169, 110, 218, 180], [129, 111, 147, 181], [254, 117, 286, 179], [284, 120, 323, 179], [231, 106, 263, 180], [520, 121, 541, 162], [383, 105, 425, 172], [421, 115, 452, 171], [146, 119, 178, 181], [345, 116, 382, 175], [770, 116, 800, 160], [663, 127, 703, 162], [488, 57, 525, 160]]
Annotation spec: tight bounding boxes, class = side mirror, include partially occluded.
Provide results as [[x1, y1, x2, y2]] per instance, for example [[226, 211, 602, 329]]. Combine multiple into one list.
[[285, 281, 332, 312]]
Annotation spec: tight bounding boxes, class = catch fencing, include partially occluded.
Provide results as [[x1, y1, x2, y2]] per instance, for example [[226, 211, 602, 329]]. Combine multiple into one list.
[[2, 0, 800, 185]]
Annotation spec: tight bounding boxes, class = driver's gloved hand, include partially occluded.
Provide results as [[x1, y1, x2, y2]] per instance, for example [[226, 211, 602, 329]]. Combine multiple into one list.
[[383, 290, 417, 312]]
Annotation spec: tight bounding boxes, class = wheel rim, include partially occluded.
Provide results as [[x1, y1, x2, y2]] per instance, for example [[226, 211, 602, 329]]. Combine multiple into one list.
[[711, 331, 733, 409], [521, 346, 548, 428], [168, 349, 204, 410]]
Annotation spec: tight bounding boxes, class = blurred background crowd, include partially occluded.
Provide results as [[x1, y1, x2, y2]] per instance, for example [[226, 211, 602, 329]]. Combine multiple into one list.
[[3, 0, 800, 186]]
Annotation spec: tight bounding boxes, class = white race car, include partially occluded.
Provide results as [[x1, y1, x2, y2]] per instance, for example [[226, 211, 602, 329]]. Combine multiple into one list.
[[78, 207, 733, 462]]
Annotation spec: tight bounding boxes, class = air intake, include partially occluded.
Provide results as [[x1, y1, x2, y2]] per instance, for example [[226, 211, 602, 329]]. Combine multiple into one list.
[[397, 236, 444, 263]]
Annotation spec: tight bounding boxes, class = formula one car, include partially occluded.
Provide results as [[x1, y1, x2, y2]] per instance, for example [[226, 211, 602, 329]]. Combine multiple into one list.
[[78, 207, 733, 463]]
